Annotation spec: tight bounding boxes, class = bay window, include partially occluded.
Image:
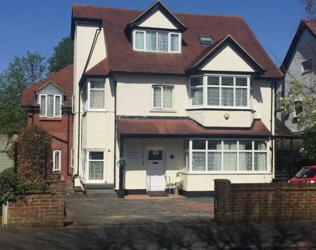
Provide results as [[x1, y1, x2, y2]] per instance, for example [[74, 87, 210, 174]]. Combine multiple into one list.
[[40, 94, 61, 118], [189, 139, 268, 172], [133, 30, 181, 53], [190, 75, 250, 108], [152, 85, 174, 109]]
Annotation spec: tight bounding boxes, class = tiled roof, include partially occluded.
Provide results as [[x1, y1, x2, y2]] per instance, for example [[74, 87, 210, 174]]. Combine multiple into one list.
[[21, 64, 73, 108], [72, 5, 282, 78], [85, 58, 110, 77], [275, 118, 294, 136], [117, 118, 271, 137], [303, 19, 316, 37]]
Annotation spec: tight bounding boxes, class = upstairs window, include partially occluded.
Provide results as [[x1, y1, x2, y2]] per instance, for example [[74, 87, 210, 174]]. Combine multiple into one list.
[[152, 86, 174, 109], [83, 80, 106, 111], [190, 75, 250, 108], [302, 59, 312, 73], [293, 100, 303, 118], [133, 30, 181, 53], [40, 94, 61, 118]]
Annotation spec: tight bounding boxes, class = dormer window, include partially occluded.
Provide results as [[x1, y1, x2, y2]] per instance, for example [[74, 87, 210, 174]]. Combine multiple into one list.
[[40, 94, 62, 118], [302, 59, 312, 74], [133, 30, 181, 53]]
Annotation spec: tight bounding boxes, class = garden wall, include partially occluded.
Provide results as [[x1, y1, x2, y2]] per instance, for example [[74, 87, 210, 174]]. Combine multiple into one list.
[[2, 180, 65, 227], [214, 179, 316, 222]]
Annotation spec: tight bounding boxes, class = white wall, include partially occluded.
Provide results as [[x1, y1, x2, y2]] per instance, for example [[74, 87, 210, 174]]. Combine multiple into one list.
[[138, 10, 177, 29]]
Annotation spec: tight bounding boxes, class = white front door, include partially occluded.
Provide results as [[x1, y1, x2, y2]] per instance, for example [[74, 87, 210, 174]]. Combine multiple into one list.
[[146, 148, 165, 191]]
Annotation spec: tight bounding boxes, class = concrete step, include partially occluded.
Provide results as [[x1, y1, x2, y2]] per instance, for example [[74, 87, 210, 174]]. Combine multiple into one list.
[[83, 183, 114, 189], [84, 189, 117, 198]]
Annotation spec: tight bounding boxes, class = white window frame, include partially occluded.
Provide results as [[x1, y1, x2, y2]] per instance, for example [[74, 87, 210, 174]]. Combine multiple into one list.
[[189, 75, 251, 109], [39, 94, 62, 118], [53, 150, 61, 171], [133, 29, 182, 53], [86, 150, 105, 183], [293, 99, 303, 118], [188, 139, 269, 173], [152, 85, 174, 110], [85, 79, 106, 112]]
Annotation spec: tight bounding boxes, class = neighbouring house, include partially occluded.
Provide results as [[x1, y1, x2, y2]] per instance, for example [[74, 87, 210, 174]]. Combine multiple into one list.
[[71, 1, 283, 197], [21, 64, 74, 181], [279, 19, 316, 133], [0, 134, 14, 173]]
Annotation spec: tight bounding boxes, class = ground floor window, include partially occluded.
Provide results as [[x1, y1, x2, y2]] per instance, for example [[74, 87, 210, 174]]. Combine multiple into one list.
[[188, 139, 268, 172], [87, 151, 104, 180], [53, 150, 61, 171]]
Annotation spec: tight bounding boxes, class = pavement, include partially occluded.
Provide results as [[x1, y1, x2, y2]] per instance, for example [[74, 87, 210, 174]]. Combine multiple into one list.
[[1, 188, 316, 249]]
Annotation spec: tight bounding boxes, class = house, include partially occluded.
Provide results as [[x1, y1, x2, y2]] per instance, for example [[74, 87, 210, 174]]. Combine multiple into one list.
[[21, 64, 74, 181], [279, 19, 316, 133], [71, 1, 282, 197]]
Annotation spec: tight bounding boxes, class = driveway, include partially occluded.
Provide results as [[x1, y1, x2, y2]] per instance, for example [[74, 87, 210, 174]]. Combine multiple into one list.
[[64, 191, 214, 227]]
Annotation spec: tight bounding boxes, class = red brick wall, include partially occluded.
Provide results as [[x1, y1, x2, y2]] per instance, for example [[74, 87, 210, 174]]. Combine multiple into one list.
[[27, 112, 73, 181], [7, 180, 65, 227], [214, 179, 316, 222]]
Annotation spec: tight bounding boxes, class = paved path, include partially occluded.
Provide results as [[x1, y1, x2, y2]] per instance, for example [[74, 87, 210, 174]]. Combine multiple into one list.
[[64, 191, 214, 227]]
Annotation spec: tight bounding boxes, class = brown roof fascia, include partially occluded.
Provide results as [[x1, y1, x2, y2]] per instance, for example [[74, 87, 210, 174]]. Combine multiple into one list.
[[280, 20, 316, 73], [186, 35, 266, 75], [128, 0, 187, 32]]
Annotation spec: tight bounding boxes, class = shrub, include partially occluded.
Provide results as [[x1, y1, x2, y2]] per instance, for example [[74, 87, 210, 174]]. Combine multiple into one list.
[[0, 168, 49, 205], [10, 125, 52, 183]]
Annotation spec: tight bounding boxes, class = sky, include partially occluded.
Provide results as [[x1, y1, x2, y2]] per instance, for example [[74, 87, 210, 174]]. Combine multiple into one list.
[[0, 0, 310, 74]]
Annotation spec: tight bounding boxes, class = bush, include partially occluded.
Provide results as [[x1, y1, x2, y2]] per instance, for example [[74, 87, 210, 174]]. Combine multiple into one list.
[[10, 125, 52, 183], [0, 168, 49, 205]]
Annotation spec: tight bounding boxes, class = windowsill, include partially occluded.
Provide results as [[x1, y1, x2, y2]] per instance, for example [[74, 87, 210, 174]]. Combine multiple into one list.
[[39, 117, 62, 121], [186, 107, 255, 112], [133, 49, 182, 54], [150, 109, 177, 113], [302, 70, 311, 75], [181, 171, 272, 175]]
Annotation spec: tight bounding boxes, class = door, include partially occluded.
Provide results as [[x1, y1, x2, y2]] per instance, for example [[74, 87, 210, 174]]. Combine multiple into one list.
[[146, 148, 165, 191]]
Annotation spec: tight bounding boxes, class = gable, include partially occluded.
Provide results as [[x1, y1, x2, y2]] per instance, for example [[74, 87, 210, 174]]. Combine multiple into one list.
[[138, 9, 177, 30], [36, 82, 65, 104], [200, 45, 255, 72]]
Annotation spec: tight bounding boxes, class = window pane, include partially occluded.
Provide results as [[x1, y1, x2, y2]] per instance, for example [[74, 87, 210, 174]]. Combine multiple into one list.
[[146, 32, 157, 51], [192, 152, 206, 171], [40, 95, 46, 116], [239, 141, 252, 150], [192, 140, 206, 150], [170, 34, 179, 52], [254, 153, 267, 171], [158, 32, 168, 52], [149, 150, 163, 160], [55, 96, 61, 116], [153, 87, 162, 108], [89, 152, 104, 160], [207, 87, 220, 106], [191, 77, 203, 87], [192, 88, 203, 105], [235, 88, 248, 107], [90, 90, 105, 109], [221, 88, 234, 106], [223, 152, 237, 171], [135, 32, 144, 50], [47, 95, 54, 117], [208, 140, 222, 150], [89, 161, 104, 180], [208, 152, 222, 171], [236, 78, 247, 86], [163, 86, 173, 108], [255, 141, 267, 150], [54, 151, 60, 170], [222, 77, 234, 86], [208, 76, 219, 86], [239, 152, 252, 171], [90, 81, 105, 89], [223, 141, 237, 150]]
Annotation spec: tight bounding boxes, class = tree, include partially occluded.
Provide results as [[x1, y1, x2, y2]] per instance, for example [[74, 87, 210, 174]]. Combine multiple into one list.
[[0, 52, 47, 137], [48, 36, 74, 74]]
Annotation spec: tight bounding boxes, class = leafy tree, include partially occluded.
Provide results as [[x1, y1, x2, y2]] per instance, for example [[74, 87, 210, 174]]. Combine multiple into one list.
[[48, 36, 74, 74], [0, 52, 47, 137]]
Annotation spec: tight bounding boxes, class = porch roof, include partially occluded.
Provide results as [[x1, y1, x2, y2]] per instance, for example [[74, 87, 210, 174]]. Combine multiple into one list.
[[117, 117, 271, 138]]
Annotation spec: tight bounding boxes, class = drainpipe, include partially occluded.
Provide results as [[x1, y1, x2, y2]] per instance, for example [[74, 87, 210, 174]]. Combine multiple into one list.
[[113, 79, 117, 188], [76, 25, 102, 177], [270, 81, 275, 175], [67, 112, 71, 177]]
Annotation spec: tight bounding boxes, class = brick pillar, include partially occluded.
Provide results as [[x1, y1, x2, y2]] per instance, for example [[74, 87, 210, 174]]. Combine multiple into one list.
[[214, 179, 232, 222]]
